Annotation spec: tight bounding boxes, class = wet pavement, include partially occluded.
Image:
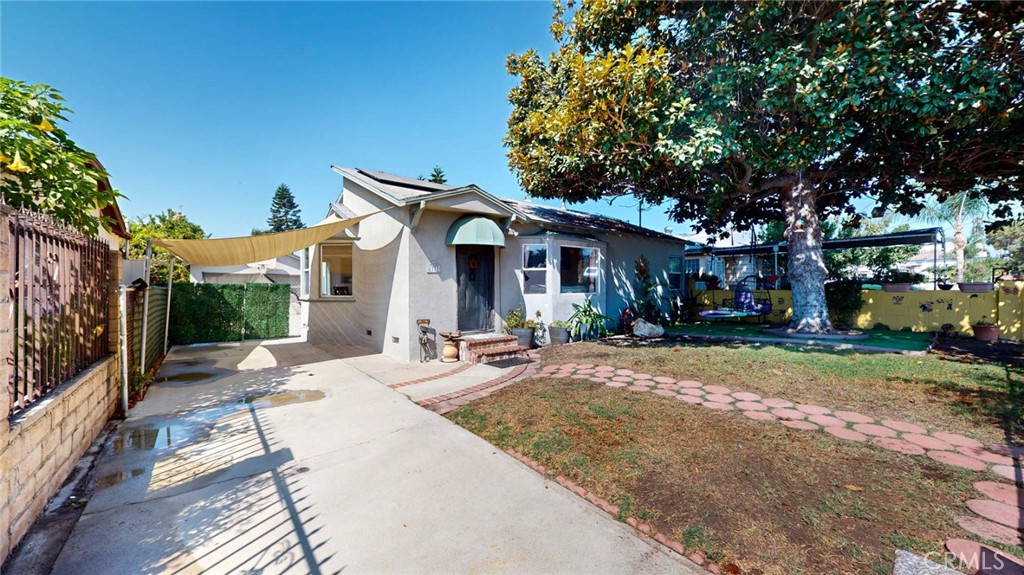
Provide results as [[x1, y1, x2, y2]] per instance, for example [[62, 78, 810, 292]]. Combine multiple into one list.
[[46, 338, 702, 574]]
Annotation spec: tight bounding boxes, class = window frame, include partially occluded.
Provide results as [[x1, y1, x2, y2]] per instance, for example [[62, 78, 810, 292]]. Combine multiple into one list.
[[522, 243, 548, 295], [318, 241, 356, 300], [668, 256, 683, 291], [558, 245, 600, 294]]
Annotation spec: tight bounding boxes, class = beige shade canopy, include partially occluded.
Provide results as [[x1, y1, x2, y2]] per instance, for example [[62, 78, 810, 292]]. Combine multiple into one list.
[[152, 212, 377, 267]]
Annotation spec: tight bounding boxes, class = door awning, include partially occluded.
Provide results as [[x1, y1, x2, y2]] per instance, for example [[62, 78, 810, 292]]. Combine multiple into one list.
[[152, 212, 378, 266], [445, 215, 505, 247]]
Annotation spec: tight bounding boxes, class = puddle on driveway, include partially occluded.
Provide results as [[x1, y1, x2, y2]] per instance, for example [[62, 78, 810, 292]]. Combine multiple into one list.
[[112, 426, 187, 453], [240, 390, 325, 409], [96, 468, 147, 488], [157, 372, 216, 384]]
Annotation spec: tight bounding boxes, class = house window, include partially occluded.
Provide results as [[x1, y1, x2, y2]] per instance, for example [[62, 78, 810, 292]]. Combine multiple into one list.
[[560, 246, 598, 293], [300, 247, 311, 298], [684, 258, 700, 275], [668, 256, 683, 290], [523, 244, 547, 294], [320, 243, 354, 297]]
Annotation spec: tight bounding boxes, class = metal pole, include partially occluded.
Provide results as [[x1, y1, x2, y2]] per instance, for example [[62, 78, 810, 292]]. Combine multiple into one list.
[[933, 232, 938, 290], [163, 256, 175, 355], [119, 286, 129, 415], [139, 240, 152, 373]]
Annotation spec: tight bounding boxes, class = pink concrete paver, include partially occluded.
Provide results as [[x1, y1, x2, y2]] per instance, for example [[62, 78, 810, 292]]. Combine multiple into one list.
[[653, 376, 676, 384], [577, 368, 596, 374], [771, 408, 807, 420], [576, 363, 595, 369], [677, 395, 703, 405], [928, 450, 988, 471], [651, 389, 677, 397], [987, 444, 1024, 458], [781, 420, 819, 431], [606, 381, 629, 388], [561, 363, 578, 369], [735, 401, 768, 412], [795, 404, 831, 416], [825, 427, 868, 442], [595, 365, 615, 372], [851, 423, 898, 438], [932, 431, 984, 449], [542, 365, 560, 372], [627, 385, 652, 392], [880, 420, 928, 435], [703, 385, 731, 395], [732, 392, 762, 402], [871, 437, 927, 456], [615, 369, 635, 376], [807, 414, 847, 428], [974, 481, 1024, 508], [761, 398, 794, 408], [677, 388, 704, 396], [992, 465, 1024, 483], [677, 380, 703, 388], [903, 433, 954, 451], [705, 393, 734, 404], [966, 499, 1024, 529], [655, 383, 679, 390], [743, 411, 777, 421], [945, 539, 1024, 575], [612, 376, 633, 383], [958, 446, 1016, 466], [703, 401, 735, 411], [833, 410, 875, 424], [633, 373, 653, 380], [955, 515, 1024, 547]]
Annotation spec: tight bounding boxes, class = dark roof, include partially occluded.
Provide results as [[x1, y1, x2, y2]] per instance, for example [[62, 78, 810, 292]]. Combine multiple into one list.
[[505, 199, 690, 243], [356, 168, 454, 193], [685, 227, 944, 257]]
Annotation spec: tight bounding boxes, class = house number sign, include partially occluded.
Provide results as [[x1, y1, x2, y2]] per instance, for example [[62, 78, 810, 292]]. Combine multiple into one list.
[[427, 261, 441, 274]]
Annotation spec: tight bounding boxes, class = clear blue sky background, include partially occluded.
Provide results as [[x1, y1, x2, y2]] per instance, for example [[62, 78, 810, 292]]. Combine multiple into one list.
[[2, 1, 682, 239]]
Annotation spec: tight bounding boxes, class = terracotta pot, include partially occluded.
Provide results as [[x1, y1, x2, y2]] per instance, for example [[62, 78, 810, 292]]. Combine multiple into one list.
[[972, 324, 999, 342], [882, 283, 912, 292], [959, 282, 994, 293]]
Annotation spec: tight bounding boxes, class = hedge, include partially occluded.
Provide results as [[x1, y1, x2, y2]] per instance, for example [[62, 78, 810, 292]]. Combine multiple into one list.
[[169, 283, 291, 345]]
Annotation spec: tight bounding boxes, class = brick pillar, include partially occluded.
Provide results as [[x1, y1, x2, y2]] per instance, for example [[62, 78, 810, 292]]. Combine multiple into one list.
[[0, 205, 12, 441]]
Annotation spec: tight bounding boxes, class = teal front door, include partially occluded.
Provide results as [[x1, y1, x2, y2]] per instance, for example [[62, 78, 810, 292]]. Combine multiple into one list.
[[456, 245, 494, 332]]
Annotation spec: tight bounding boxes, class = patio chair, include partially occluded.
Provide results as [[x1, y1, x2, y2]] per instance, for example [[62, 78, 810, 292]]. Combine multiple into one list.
[[701, 275, 772, 322]]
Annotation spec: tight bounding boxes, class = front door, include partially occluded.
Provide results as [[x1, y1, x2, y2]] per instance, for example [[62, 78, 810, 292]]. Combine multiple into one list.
[[456, 245, 494, 332]]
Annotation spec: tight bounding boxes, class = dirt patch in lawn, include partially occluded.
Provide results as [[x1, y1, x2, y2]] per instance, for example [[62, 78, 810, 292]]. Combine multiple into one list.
[[450, 377, 981, 574], [540, 340, 1024, 444]]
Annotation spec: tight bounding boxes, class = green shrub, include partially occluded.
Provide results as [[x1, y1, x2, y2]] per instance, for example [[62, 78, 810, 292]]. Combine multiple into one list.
[[170, 283, 290, 345], [825, 280, 865, 328]]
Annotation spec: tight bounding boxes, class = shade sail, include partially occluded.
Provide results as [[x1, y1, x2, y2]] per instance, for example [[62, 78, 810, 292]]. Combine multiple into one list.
[[445, 215, 505, 247], [153, 212, 377, 266]]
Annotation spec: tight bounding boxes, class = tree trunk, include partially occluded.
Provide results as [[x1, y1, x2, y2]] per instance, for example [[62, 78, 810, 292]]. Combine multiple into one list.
[[784, 175, 834, 333], [953, 225, 966, 282]]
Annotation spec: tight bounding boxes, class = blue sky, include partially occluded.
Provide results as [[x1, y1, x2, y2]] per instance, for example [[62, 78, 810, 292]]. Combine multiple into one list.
[[2, 1, 683, 239]]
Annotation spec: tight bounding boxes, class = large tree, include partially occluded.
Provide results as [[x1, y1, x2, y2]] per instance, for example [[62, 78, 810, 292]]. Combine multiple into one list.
[[506, 1, 1023, 333], [267, 183, 304, 232], [1, 78, 121, 235], [990, 222, 1024, 275], [128, 209, 207, 283]]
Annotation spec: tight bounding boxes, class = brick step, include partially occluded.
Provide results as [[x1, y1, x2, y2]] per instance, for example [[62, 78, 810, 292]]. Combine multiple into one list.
[[463, 335, 518, 349], [467, 344, 528, 365]]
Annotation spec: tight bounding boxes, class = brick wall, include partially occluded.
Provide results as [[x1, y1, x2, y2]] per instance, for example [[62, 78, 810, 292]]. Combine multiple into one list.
[[0, 206, 124, 563]]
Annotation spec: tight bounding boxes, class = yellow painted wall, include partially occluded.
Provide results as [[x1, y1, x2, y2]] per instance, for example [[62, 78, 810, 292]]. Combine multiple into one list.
[[692, 281, 1024, 339]]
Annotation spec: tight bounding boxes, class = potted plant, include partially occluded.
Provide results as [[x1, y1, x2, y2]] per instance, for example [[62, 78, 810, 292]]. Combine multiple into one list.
[[504, 306, 536, 348], [568, 297, 611, 341], [937, 276, 954, 291], [878, 270, 926, 292], [548, 320, 571, 345], [958, 281, 995, 293], [971, 316, 999, 342]]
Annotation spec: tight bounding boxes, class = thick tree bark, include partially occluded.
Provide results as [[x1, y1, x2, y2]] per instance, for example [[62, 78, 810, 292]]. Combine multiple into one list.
[[784, 175, 834, 333]]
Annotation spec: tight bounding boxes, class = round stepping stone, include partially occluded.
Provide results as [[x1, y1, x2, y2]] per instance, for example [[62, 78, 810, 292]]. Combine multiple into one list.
[[966, 499, 1024, 529], [871, 437, 926, 456], [655, 383, 678, 390], [677, 380, 703, 388], [627, 385, 652, 392], [606, 381, 628, 388], [881, 419, 927, 435], [808, 414, 847, 428], [772, 408, 807, 420], [974, 481, 1024, 508], [833, 410, 875, 424], [955, 515, 1024, 547], [577, 368, 596, 374], [677, 388, 704, 396], [615, 369, 635, 376], [732, 391, 762, 402], [542, 365, 560, 372], [929, 450, 987, 471], [762, 398, 794, 408], [903, 433, 954, 451], [612, 376, 633, 383], [633, 373, 653, 380], [932, 432, 984, 449], [735, 401, 768, 412], [653, 376, 676, 384], [651, 389, 677, 397], [852, 423, 898, 438], [986, 444, 1024, 458], [590, 377, 608, 384], [703, 401, 734, 411], [743, 411, 777, 421], [825, 427, 868, 442], [993, 465, 1024, 484], [676, 395, 702, 405], [595, 365, 615, 372], [705, 393, 734, 404], [589, 372, 610, 379], [576, 363, 595, 370], [945, 538, 1024, 574], [960, 447, 1016, 466], [781, 420, 819, 431], [796, 404, 831, 416], [561, 363, 578, 369], [704, 385, 731, 395]]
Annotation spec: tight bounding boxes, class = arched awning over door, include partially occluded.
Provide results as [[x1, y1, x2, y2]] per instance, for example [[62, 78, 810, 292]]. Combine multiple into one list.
[[445, 215, 505, 247]]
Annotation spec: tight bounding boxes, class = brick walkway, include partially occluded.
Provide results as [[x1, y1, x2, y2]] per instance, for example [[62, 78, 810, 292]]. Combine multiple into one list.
[[537, 362, 1024, 570], [419, 354, 542, 414]]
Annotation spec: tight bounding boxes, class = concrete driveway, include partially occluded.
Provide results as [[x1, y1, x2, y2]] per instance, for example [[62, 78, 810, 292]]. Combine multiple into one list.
[[51, 339, 702, 574]]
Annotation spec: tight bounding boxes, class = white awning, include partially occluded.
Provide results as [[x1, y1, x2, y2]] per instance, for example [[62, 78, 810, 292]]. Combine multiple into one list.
[[153, 212, 378, 266]]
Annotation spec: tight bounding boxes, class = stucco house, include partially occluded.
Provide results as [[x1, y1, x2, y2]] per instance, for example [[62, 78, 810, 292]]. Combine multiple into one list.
[[301, 167, 691, 362]]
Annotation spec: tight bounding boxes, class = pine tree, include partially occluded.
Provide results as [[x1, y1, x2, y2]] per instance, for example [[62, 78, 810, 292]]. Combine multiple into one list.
[[267, 184, 304, 232], [428, 166, 447, 184]]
